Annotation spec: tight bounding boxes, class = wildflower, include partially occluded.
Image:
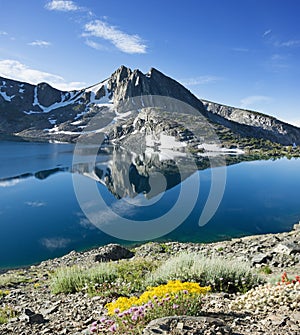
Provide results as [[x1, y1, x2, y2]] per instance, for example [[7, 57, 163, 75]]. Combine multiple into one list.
[[109, 324, 117, 332], [173, 303, 179, 309], [90, 326, 97, 333]]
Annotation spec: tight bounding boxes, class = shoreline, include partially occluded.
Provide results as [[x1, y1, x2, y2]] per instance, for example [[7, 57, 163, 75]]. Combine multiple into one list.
[[1, 221, 299, 276], [0, 221, 298, 275], [1, 222, 300, 335]]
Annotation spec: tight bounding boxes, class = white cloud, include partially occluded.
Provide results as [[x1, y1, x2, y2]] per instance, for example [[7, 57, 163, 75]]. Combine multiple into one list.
[[40, 237, 71, 250], [0, 31, 8, 36], [45, 0, 79, 11], [275, 39, 300, 47], [181, 75, 221, 86], [85, 39, 108, 51], [28, 40, 51, 47], [0, 59, 85, 90], [84, 20, 147, 54], [263, 29, 272, 37], [240, 95, 272, 109], [0, 179, 23, 188], [25, 201, 46, 207]]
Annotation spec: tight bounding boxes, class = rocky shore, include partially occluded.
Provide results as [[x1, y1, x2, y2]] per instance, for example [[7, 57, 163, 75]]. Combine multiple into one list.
[[1, 224, 300, 335]]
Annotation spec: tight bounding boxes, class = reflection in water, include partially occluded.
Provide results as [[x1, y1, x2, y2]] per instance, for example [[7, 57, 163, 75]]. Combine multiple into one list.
[[1, 139, 300, 269], [72, 145, 199, 200], [0, 167, 68, 187]]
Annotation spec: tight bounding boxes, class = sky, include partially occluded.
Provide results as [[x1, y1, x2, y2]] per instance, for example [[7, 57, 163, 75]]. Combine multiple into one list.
[[0, 0, 299, 125]]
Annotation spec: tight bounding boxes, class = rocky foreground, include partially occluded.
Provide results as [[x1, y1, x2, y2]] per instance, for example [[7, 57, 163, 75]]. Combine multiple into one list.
[[1, 224, 300, 335]]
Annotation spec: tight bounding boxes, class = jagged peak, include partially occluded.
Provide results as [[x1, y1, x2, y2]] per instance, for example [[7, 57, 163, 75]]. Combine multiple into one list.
[[111, 65, 132, 82]]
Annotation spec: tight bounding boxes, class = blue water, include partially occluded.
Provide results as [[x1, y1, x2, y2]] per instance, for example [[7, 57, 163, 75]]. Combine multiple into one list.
[[0, 140, 300, 269]]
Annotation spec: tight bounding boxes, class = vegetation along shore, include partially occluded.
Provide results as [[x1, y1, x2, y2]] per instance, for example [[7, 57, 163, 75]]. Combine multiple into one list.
[[1, 223, 300, 335]]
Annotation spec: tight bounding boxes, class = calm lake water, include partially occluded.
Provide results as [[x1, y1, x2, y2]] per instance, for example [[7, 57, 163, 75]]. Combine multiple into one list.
[[1, 140, 300, 269]]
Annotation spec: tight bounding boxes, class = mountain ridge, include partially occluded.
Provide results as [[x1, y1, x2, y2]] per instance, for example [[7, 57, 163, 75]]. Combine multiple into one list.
[[0, 65, 299, 146]]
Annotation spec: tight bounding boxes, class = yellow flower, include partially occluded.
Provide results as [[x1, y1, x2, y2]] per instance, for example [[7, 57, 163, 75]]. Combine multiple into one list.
[[105, 280, 210, 315]]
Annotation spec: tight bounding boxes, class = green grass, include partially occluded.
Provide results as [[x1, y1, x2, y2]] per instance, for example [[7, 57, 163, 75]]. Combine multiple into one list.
[[50, 258, 160, 295], [259, 265, 273, 275], [50, 253, 263, 296], [0, 307, 16, 324], [50, 262, 117, 294]]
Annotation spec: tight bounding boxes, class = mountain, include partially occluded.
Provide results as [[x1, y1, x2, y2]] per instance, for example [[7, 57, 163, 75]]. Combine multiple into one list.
[[1, 65, 300, 147]]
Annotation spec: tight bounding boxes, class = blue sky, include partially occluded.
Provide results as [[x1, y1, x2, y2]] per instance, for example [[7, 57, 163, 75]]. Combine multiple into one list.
[[0, 0, 299, 125]]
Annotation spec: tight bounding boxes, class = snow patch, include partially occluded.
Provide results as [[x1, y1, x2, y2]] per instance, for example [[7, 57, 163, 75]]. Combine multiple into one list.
[[145, 133, 187, 161], [86, 80, 111, 105], [198, 143, 244, 155], [0, 91, 14, 102], [48, 119, 57, 125]]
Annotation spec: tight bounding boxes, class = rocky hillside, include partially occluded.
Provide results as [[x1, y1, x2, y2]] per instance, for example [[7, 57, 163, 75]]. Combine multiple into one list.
[[1, 66, 300, 146]]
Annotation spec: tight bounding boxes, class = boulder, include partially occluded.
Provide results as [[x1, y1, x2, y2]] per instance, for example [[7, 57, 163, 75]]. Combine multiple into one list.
[[273, 243, 300, 255], [94, 244, 134, 262], [251, 253, 271, 265]]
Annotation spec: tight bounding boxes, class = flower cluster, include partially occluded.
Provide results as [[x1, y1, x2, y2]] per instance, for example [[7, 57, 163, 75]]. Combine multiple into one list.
[[106, 280, 210, 315], [0, 290, 10, 298], [90, 281, 210, 334], [279, 272, 300, 285]]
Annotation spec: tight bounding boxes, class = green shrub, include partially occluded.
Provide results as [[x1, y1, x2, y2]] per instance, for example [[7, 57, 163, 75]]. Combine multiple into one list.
[[50, 258, 160, 295], [145, 252, 263, 293], [50, 263, 117, 294]]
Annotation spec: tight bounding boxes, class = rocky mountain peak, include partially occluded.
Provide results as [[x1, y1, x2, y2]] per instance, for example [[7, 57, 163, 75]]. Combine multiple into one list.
[[0, 65, 300, 146], [36, 82, 63, 107]]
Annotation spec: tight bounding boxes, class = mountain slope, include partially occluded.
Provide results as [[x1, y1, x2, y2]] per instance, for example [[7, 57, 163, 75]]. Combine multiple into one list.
[[0, 66, 299, 146]]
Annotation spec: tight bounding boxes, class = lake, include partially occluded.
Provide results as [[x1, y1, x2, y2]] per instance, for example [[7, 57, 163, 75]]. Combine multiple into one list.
[[1, 140, 300, 270]]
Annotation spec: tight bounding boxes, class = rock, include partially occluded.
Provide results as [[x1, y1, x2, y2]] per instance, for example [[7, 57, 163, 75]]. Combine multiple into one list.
[[251, 253, 271, 265], [94, 244, 134, 262], [273, 243, 300, 255], [22, 308, 46, 324], [40, 304, 59, 316], [142, 316, 232, 335], [293, 223, 300, 231], [265, 314, 287, 327]]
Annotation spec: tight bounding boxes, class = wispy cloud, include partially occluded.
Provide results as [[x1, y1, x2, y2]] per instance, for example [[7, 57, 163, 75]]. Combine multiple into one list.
[[25, 201, 46, 207], [274, 39, 300, 47], [180, 75, 222, 86], [240, 95, 272, 109], [263, 29, 272, 37], [45, 0, 79, 12], [40, 237, 71, 250], [268, 53, 289, 70], [232, 47, 249, 52], [0, 31, 8, 36], [84, 20, 147, 54], [84, 39, 108, 51], [28, 40, 51, 47], [0, 59, 85, 90]]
